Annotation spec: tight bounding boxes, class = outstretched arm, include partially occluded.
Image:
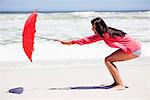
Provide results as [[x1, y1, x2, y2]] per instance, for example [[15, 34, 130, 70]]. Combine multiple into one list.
[[60, 34, 103, 45], [61, 34, 102, 45], [72, 34, 103, 45]]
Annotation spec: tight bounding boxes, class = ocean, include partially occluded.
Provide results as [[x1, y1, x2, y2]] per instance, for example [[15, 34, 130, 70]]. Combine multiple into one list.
[[0, 11, 150, 64]]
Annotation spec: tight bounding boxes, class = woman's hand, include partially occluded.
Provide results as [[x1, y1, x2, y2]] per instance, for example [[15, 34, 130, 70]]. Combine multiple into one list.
[[60, 40, 74, 45]]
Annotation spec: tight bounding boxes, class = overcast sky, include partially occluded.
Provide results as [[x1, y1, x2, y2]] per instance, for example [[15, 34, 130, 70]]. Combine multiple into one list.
[[0, 0, 150, 12]]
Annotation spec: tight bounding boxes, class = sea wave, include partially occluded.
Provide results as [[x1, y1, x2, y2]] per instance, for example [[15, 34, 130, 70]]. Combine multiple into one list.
[[0, 11, 150, 45], [45, 11, 150, 20]]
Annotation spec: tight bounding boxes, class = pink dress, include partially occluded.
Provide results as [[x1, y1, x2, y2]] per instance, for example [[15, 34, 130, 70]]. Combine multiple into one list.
[[71, 33, 141, 54]]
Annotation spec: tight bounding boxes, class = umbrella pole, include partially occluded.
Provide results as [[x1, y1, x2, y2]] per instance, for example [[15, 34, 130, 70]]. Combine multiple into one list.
[[35, 36, 61, 42]]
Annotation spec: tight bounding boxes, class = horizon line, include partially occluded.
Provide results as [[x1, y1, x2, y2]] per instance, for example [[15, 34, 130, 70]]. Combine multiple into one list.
[[0, 9, 150, 14]]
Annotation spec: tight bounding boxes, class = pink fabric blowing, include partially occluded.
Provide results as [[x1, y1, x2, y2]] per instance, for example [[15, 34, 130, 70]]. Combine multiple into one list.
[[72, 33, 141, 54]]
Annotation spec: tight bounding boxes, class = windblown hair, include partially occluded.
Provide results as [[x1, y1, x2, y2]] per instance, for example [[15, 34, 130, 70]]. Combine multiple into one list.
[[91, 17, 126, 38]]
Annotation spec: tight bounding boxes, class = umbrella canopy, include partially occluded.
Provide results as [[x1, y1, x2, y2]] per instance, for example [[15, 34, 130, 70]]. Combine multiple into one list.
[[22, 11, 37, 62]]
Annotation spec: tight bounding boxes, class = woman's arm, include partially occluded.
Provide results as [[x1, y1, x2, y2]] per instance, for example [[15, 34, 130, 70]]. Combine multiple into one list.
[[61, 34, 103, 45]]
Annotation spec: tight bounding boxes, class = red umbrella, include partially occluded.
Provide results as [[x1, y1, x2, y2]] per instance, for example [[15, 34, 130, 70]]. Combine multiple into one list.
[[22, 11, 37, 62]]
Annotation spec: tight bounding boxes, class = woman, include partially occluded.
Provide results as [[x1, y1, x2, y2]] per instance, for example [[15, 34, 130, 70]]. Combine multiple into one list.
[[60, 17, 141, 90]]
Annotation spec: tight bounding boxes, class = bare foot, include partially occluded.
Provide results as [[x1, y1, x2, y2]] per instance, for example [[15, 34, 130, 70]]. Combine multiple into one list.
[[111, 85, 126, 90]]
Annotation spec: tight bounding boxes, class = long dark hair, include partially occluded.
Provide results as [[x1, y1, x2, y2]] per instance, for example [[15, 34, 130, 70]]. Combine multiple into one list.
[[91, 17, 126, 38]]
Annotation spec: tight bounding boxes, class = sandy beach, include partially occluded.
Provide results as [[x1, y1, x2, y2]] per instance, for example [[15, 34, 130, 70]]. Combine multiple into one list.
[[0, 57, 150, 100]]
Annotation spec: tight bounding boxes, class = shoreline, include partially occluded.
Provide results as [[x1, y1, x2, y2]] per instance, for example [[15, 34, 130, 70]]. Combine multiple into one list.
[[0, 56, 149, 70]]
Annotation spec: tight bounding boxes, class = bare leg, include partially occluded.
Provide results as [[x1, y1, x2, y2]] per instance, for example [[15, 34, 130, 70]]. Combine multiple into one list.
[[104, 62, 117, 87], [104, 49, 138, 90]]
